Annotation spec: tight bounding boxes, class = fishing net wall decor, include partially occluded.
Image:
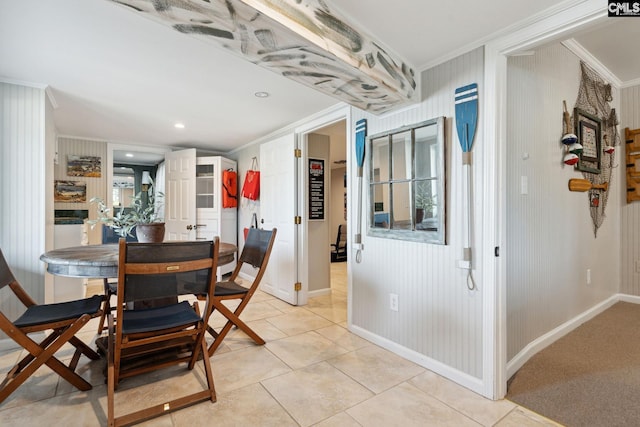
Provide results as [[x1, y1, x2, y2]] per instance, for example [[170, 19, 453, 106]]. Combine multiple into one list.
[[571, 61, 620, 237]]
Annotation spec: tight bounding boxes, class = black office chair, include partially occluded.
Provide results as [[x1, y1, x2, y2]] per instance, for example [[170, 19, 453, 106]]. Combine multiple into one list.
[[331, 223, 347, 262]]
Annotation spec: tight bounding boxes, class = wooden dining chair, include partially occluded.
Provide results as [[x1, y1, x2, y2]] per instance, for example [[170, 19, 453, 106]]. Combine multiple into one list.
[[107, 238, 219, 426], [202, 227, 277, 356], [0, 248, 103, 404]]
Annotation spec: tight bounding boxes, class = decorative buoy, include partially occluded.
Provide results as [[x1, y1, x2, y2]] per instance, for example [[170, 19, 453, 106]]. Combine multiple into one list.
[[604, 146, 615, 154], [564, 153, 579, 165], [561, 101, 577, 145], [569, 143, 583, 154]]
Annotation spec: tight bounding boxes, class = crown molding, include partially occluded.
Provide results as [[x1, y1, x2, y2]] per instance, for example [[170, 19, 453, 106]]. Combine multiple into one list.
[[622, 77, 640, 89], [418, 0, 593, 71], [44, 86, 59, 109], [0, 77, 47, 89], [561, 38, 622, 89]]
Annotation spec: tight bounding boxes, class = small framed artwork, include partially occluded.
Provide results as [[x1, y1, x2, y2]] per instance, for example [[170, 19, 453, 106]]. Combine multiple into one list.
[[574, 108, 602, 174], [67, 155, 102, 177], [54, 180, 87, 202]]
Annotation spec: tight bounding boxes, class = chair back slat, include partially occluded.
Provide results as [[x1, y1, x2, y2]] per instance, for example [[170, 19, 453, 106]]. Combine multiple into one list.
[[119, 240, 218, 303], [239, 228, 274, 268]]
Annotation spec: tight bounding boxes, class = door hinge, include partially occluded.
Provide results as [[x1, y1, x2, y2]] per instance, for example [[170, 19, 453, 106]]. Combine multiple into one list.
[[294, 216, 301, 224], [294, 148, 302, 158], [294, 282, 302, 291]]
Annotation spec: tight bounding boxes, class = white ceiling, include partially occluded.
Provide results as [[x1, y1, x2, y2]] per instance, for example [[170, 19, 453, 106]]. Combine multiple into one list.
[[0, 0, 636, 153]]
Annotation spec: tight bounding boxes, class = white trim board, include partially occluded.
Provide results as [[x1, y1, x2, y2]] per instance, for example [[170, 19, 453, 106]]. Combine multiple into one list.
[[506, 294, 640, 379], [307, 288, 331, 298], [349, 324, 485, 396]]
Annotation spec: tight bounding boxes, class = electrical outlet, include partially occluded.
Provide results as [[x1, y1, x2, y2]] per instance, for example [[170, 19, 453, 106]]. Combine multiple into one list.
[[389, 293, 399, 312], [587, 269, 591, 285]]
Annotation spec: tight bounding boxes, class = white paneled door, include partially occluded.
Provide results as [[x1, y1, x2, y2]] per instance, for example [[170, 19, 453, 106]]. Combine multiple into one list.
[[164, 148, 196, 241], [259, 133, 299, 305]]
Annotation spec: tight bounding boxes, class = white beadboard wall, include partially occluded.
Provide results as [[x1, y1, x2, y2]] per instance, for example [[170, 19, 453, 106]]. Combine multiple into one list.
[[226, 143, 261, 278], [55, 137, 108, 244], [0, 82, 48, 325], [621, 84, 640, 295], [350, 47, 485, 379], [506, 43, 620, 362]]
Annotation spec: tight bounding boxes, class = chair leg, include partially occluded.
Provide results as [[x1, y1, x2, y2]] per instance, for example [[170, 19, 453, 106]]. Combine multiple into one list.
[[207, 300, 265, 357], [98, 278, 111, 334], [107, 313, 115, 427]]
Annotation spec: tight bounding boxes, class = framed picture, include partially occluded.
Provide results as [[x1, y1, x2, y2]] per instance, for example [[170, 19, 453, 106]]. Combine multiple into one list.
[[67, 155, 102, 177], [574, 108, 602, 174], [54, 180, 87, 202]]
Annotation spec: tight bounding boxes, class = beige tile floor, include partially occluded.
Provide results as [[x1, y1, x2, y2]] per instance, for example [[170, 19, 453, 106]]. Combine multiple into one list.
[[0, 263, 562, 426]]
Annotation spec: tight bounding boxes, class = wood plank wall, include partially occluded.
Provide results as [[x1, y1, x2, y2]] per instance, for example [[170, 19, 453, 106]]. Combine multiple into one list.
[[0, 83, 47, 324], [506, 43, 620, 362], [620, 84, 640, 295]]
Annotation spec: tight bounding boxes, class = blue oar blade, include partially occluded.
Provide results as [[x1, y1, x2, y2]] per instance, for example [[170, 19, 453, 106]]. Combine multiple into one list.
[[455, 83, 478, 153], [355, 119, 367, 168]]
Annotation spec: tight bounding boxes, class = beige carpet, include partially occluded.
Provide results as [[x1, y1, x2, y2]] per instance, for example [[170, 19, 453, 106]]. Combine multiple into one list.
[[507, 302, 640, 427]]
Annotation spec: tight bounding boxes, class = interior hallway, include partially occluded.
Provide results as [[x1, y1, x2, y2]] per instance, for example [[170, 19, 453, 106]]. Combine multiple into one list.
[[0, 265, 558, 426]]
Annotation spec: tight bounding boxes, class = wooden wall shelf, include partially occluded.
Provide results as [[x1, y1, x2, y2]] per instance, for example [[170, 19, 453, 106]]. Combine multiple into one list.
[[626, 127, 640, 203]]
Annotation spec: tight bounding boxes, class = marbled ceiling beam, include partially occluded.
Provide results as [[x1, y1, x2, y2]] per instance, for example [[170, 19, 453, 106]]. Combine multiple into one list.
[[111, 0, 417, 113]]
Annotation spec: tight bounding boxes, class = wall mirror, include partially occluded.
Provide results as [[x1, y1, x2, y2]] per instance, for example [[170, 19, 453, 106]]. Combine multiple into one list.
[[368, 117, 446, 244], [106, 144, 169, 210]]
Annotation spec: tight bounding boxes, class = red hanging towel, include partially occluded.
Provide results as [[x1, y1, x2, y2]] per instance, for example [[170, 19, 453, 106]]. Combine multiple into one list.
[[241, 157, 260, 201], [222, 169, 238, 208]]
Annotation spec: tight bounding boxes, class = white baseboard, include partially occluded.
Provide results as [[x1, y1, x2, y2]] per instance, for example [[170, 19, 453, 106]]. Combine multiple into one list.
[[308, 288, 331, 298], [349, 324, 485, 396], [617, 294, 640, 304], [506, 294, 637, 379]]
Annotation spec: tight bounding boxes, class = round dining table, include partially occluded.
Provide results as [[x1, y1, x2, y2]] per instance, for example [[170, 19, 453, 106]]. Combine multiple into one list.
[[40, 242, 237, 278]]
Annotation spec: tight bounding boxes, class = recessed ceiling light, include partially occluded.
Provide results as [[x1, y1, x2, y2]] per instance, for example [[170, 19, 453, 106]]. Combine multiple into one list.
[[125, 153, 134, 158], [254, 91, 269, 98], [174, 122, 185, 129]]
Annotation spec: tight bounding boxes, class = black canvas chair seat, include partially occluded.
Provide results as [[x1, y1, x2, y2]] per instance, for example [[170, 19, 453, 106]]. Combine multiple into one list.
[[214, 281, 249, 297], [121, 301, 200, 335], [14, 295, 103, 328], [0, 249, 102, 405]]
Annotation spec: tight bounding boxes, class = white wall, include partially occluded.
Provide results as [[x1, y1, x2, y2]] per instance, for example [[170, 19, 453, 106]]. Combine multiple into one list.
[[0, 82, 50, 323], [620, 84, 640, 295], [350, 47, 485, 383], [227, 143, 261, 277], [307, 133, 330, 293], [506, 43, 621, 363]]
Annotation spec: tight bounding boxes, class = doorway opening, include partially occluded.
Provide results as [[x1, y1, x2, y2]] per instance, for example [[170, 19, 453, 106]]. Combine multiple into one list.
[[304, 118, 348, 323]]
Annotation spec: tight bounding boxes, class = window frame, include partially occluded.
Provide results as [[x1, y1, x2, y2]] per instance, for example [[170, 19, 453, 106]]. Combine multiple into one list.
[[367, 117, 446, 244]]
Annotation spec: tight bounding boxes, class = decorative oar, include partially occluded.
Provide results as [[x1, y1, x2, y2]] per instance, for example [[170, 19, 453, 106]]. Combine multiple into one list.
[[354, 119, 367, 263], [455, 83, 478, 290]]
